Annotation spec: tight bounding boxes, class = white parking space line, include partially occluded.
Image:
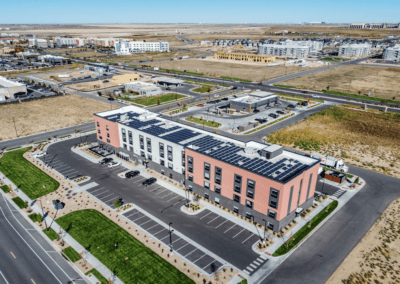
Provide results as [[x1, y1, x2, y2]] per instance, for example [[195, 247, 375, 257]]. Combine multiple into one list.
[[224, 224, 236, 233], [0, 271, 9, 284], [171, 237, 181, 244], [193, 254, 206, 263], [146, 223, 160, 230], [215, 220, 228, 228], [173, 200, 183, 206], [202, 260, 216, 270], [126, 211, 139, 218], [199, 212, 212, 220], [56, 166, 71, 170], [159, 234, 170, 241], [133, 215, 145, 222], [184, 248, 197, 257], [175, 243, 189, 252], [160, 192, 173, 198], [139, 219, 153, 226], [103, 196, 119, 204], [89, 188, 106, 194], [155, 189, 168, 195], [166, 195, 180, 202], [207, 216, 219, 224], [233, 228, 246, 238], [133, 177, 146, 183], [154, 228, 167, 235], [150, 187, 162, 192], [242, 234, 255, 244], [99, 193, 114, 200]]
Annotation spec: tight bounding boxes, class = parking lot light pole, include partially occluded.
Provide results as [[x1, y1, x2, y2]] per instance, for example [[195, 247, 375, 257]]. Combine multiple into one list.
[[37, 199, 49, 232], [262, 219, 267, 244], [169, 222, 174, 254]]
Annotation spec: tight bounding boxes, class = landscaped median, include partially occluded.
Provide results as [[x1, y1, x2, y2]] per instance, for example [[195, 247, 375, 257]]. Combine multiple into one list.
[[56, 209, 194, 284], [244, 113, 295, 134], [116, 93, 187, 107], [185, 116, 221, 128], [0, 147, 59, 199], [273, 200, 339, 257]]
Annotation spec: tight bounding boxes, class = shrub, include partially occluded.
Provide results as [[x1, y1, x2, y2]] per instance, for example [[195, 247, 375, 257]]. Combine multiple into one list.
[[12, 197, 28, 209]]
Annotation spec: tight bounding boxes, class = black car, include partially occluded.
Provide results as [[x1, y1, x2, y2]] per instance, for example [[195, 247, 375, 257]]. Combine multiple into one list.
[[232, 86, 238, 90], [288, 104, 297, 109], [142, 177, 157, 186], [125, 170, 140, 178], [301, 101, 309, 106], [269, 113, 279, 118], [277, 110, 285, 115], [253, 109, 260, 113], [221, 97, 229, 101], [99, 158, 113, 165]]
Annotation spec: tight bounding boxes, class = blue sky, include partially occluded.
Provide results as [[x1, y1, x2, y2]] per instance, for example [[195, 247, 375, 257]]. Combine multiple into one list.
[[1, 0, 400, 24]]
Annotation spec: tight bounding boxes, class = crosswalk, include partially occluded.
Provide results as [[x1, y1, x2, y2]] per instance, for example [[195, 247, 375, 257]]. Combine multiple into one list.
[[332, 189, 346, 199], [243, 254, 269, 275]]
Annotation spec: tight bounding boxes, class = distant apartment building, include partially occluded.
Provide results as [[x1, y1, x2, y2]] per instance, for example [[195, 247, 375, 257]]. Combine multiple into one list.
[[383, 45, 400, 62], [114, 41, 169, 55], [55, 37, 85, 47], [214, 51, 276, 63], [258, 44, 311, 58], [1, 33, 19, 37], [28, 38, 54, 48], [94, 106, 320, 232], [338, 44, 371, 57], [200, 40, 213, 47], [282, 40, 323, 51], [86, 38, 116, 47], [349, 23, 400, 29]]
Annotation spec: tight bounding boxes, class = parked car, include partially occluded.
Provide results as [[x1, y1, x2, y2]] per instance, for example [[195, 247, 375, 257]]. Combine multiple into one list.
[[255, 118, 267, 123], [103, 80, 109, 83], [99, 158, 113, 165], [253, 109, 260, 113], [108, 161, 121, 168], [34, 151, 47, 157], [275, 102, 282, 106], [265, 105, 272, 109], [142, 177, 157, 186], [221, 97, 229, 101], [301, 101, 309, 106], [277, 110, 285, 115], [288, 104, 297, 109], [269, 113, 279, 118], [232, 86, 238, 90], [125, 170, 140, 178], [311, 94, 320, 98]]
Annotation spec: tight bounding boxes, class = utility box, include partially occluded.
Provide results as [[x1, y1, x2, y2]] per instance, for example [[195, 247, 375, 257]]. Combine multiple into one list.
[[262, 145, 283, 160]]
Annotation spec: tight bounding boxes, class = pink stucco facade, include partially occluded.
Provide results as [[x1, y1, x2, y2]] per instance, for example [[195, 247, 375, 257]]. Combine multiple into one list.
[[94, 115, 120, 148], [186, 148, 319, 222]]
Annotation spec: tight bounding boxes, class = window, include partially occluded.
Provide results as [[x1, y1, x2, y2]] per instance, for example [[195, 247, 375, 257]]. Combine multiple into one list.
[[139, 135, 144, 150], [215, 177, 221, 185], [188, 166, 193, 173], [205, 193, 209, 200], [99, 136, 103, 140], [234, 175, 242, 183], [182, 168, 185, 174], [169, 173, 173, 179], [161, 170, 165, 175], [128, 131, 132, 138], [204, 172, 210, 180], [187, 156, 193, 163], [160, 160, 165, 166], [97, 122, 100, 127], [204, 181, 210, 189], [141, 151, 145, 157], [129, 146, 133, 153], [233, 206, 239, 214], [129, 138, 133, 145], [188, 174, 193, 181], [268, 210, 276, 219], [168, 162, 173, 169], [214, 186, 221, 194], [215, 198, 220, 204], [269, 200, 277, 209], [106, 139, 110, 143], [247, 190, 254, 199], [106, 125, 109, 130], [159, 143, 164, 150], [98, 129, 101, 134], [233, 194, 240, 203], [148, 154, 152, 160], [168, 154, 173, 161], [270, 189, 279, 199], [167, 146, 172, 152], [247, 179, 255, 189], [123, 144, 127, 149], [204, 163, 210, 171], [267, 223, 274, 230], [182, 151, 185, 158], [188, 185, 193, 191], [107, 133, 110, 138], [215, 167, 222, 175], [122, 128, 126, 134], [246, 200, 253, 209], [234, 185, 241, 193], [245, 212, 253, 220]]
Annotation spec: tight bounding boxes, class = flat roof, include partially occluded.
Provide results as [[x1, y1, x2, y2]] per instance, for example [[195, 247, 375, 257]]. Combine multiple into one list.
[[0, 76, 24, 88], [155, 77, 183, 84], [96, 106, 318, 183]]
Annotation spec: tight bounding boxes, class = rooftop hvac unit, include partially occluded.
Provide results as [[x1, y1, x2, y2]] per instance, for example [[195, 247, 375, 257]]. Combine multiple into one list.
[[262, 145, 283, 160]]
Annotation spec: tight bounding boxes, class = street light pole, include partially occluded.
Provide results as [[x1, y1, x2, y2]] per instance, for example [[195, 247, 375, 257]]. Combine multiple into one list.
[[262, 219, 267, 244], [37, 199, 49, 231], [169, 222, 174, 255]]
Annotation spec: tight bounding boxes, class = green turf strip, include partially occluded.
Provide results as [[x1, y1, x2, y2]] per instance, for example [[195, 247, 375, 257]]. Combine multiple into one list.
[[57, 209, 194, 284], [62, 247, 81, 262]]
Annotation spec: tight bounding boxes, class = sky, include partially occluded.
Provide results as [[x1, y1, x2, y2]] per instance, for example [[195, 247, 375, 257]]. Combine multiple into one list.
[[1, 0, 400, 24]]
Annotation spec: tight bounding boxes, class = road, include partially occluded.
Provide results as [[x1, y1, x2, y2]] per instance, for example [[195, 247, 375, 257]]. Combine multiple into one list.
[[260, 165, 400, 284], [0, 193, 86, 284]]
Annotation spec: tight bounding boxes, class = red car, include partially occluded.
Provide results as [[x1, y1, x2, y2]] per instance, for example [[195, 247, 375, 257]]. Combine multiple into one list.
[[197, 104, 204, 107]]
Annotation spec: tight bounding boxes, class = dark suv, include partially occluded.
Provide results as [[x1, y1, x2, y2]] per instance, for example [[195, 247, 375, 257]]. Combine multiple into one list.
[[142, 177, 157, 186], [99, 158, 113, 165], [269, 113, 279, 118], [125, 170, 140, 178]]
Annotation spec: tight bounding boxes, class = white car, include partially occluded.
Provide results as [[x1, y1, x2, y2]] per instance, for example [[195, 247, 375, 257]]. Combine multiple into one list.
[[311, 94, 320, 98], [34, 151, 47, 157], [108, 161, 121, 168]]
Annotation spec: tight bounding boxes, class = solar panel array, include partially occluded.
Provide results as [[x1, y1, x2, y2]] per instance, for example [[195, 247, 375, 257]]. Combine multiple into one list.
[[185, 135, 309, 182], [162, 129, 202, 144], [145, 125, 180, 136]]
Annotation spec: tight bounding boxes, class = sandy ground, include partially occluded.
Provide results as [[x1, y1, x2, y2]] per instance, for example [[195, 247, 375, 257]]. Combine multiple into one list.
[[266, 106, 400, 178], [327, 198, 400, 284], [11, 147, 238, 284], [68, 80, 120, 91], [280, 65, 400, 100], [36, 69, 98, 82], [0, 94, 110, 141], [147, 59, 314, 82]]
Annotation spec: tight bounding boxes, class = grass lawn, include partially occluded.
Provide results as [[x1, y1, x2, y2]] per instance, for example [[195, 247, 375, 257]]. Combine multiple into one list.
[[192, 85, 213, 93], [273, 84, 298, 89], [62, 247, 81, 262], [28, 213, 42, 223], [273, 201, 338, 256], [0, 147, 59, 199], [0, 185, 10, 193], [7, 146, 22, 151], [322, 90, 399, 104], [42, 228, 59, 241], [12, 197, 28, 209], [56, 209, 194, 284], [220, 76, 252, 82], [85, 269, 107, 284], [131, 93, 186, 106], [186, 117, 221, 128]]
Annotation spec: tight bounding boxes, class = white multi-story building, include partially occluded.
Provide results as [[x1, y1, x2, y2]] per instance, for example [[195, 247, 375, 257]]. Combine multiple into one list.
[[282, 40, 324, 51], [338, 44, 371, 57], [115, 40, 169, 55], [383, 45, 400, 62], [55, 37, 85, 47], [28, 38, 54, 48], [258, 44, 311, 58], [1, 33, 19, 37]]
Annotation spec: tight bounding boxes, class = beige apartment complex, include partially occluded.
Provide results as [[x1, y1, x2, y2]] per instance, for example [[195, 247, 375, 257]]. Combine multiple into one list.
[[214, 51, 276, 63]]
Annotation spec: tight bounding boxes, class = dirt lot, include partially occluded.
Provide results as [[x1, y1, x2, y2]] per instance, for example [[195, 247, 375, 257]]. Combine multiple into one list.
[[327, 198, 400, 284], [0, 94, 110, 140], [98, 51, 205, 64], [266, 106, 400, 178], [147, 58, 314, 82], [36, 69, 98, 82], [279, 65, 400, 100], [68, 79, 119, 91], [0, 64, 84, 78]]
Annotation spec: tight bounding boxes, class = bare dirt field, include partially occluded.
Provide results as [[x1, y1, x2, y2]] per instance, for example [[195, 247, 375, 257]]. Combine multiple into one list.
[[36, 69, 98, 82], [0, 64, 84, 78], [0, 94, 110, 141], [279, 65, 400, 100], [266, 106, 400, 178], [147, 59, 314, 82], [68, 80, 119, 91], [327, 198, 400, 284], [97, 51, 205, 64]]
